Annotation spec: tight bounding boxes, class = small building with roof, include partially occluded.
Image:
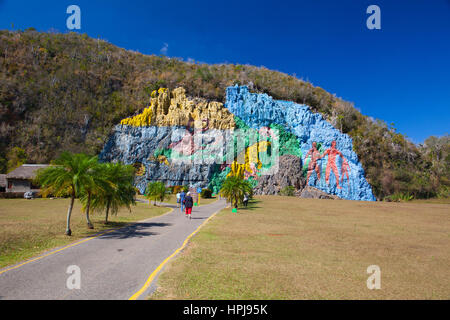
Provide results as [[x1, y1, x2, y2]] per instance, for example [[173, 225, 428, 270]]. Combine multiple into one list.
[[5, 164, 49, 193]]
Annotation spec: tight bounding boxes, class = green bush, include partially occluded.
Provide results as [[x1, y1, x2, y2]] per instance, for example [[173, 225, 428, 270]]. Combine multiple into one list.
[[200, 188, 213, 198], [145, 181, 168, 205], [279, 186, 295, 196], [171, 185, 184, 194], [385, 192, 414, 202]]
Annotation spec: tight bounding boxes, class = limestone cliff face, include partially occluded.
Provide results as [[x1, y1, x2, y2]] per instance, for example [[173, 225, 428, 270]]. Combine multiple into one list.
[[100, 86, 375, 201], [99, 125, 221, 193]]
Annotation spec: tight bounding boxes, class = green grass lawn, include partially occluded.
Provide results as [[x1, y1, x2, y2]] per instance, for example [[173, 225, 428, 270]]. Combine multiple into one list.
[[150, 196, 450, 300], [0, 198, 170, 269]]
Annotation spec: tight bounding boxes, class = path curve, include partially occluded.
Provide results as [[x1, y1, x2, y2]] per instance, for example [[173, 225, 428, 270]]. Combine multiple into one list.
[[0, 199, 226, 300]]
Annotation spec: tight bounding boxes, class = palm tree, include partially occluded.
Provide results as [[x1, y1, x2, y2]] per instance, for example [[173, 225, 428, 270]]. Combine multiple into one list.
[[145, 181, 167, 206], [36, 152, 99, 235], [219, 175, 252, 210], [78, 159, 111, 229], [89, 162, 136, 223]]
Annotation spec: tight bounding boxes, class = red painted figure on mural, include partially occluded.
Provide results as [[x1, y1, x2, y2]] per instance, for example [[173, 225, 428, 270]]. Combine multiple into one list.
[[319, 140, 347, 190], [305, 142, 322, 186], [340, 158, 351, 187]]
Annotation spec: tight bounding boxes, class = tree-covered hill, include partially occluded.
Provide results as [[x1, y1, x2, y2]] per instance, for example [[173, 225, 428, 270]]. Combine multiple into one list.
[[0, 30, 448, 199]]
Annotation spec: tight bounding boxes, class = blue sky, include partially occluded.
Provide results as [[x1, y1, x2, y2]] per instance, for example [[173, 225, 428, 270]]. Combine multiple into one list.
[[0, 0, 449, 143]]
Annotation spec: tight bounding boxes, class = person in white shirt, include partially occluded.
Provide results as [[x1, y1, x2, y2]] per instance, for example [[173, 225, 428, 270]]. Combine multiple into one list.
[[176, 192, 181, 207]]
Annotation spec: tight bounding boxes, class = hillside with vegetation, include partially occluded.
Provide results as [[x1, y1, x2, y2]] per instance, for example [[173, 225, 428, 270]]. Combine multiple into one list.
[[0, 29, 448, 200]]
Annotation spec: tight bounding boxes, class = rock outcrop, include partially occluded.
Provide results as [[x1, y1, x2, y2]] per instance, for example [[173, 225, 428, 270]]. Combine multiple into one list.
[[299, 186, 341, 200], [253, 155, 305, 195], [121, 87, 235, 129], [99, 125, 221, 193]]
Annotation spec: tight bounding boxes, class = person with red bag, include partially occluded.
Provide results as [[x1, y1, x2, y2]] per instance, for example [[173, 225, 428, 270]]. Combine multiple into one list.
[[183, 192, 194, 219]]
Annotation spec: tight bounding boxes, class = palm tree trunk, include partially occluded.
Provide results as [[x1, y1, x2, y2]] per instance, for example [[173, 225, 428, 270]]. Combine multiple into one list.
[[105, 199, 110, 224], [85, 192, 94, 229], [65, 193, 75, 236]]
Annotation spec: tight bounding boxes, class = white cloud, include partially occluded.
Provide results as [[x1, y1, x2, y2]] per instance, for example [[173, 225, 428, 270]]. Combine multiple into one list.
[[160, 42, 168, 55]]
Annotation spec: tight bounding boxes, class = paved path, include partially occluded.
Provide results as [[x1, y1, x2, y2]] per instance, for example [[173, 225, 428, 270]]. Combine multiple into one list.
[[0, 199, 226, 300]]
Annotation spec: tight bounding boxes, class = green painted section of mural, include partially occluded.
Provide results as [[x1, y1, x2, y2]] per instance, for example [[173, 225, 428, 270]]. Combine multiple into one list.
[[269, 123, 302, 158]]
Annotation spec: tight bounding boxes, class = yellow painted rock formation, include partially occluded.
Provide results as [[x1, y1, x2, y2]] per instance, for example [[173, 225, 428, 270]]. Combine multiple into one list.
[[121, 87, 235, 129]]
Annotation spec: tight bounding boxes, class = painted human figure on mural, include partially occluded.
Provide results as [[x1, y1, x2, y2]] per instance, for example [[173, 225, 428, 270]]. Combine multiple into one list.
[[340, 158, 351, 188], [305, 142, 322, 186], [319, 140, 347, 189]]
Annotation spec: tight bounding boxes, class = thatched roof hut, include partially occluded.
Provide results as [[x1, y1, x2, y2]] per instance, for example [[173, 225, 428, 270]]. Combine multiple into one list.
[[6, 164, 50, 180]]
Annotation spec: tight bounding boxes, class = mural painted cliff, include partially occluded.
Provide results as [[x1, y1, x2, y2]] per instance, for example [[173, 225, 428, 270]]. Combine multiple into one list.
[[99, 86, 375, 201], [225, 86, 375, 201]]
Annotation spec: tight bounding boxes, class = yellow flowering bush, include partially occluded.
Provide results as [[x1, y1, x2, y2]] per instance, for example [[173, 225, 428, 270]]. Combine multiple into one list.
[[120, 106, 153, 126]]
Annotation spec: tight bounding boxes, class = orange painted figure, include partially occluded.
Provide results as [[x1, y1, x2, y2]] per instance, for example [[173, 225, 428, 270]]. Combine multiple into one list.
[[320, 140, 347, 189], [340, 158, 351, 187], [305, 142, 322, 186]]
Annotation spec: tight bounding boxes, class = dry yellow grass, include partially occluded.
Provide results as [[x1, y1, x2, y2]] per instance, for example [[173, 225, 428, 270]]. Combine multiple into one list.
[[0, 198, 170, 269], [151, 196, 450, 299]]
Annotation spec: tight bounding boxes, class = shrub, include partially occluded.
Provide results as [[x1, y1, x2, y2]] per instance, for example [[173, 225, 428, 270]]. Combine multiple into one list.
[[279, 186, 295, 196], [219, 176, 253, 209], [0, 192, 26, 199], [385, 192, 414, 202], [145, 181, 168, 205], [171, 185, 184, 194], [200, 188, 213, 198]]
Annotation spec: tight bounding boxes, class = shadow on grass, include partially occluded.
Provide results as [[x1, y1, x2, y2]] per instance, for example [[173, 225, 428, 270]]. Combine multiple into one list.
[[223, 199, 262, 213], [228, 199, 262, 212], [97, 222, 172, 239]]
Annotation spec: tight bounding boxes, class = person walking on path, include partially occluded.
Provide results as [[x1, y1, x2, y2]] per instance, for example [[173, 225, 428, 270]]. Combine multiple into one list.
[[183, 192, 194, 219], [176, 192, 181, 208], [243, 194, 249, 207], [179, 190, 186, 212]]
